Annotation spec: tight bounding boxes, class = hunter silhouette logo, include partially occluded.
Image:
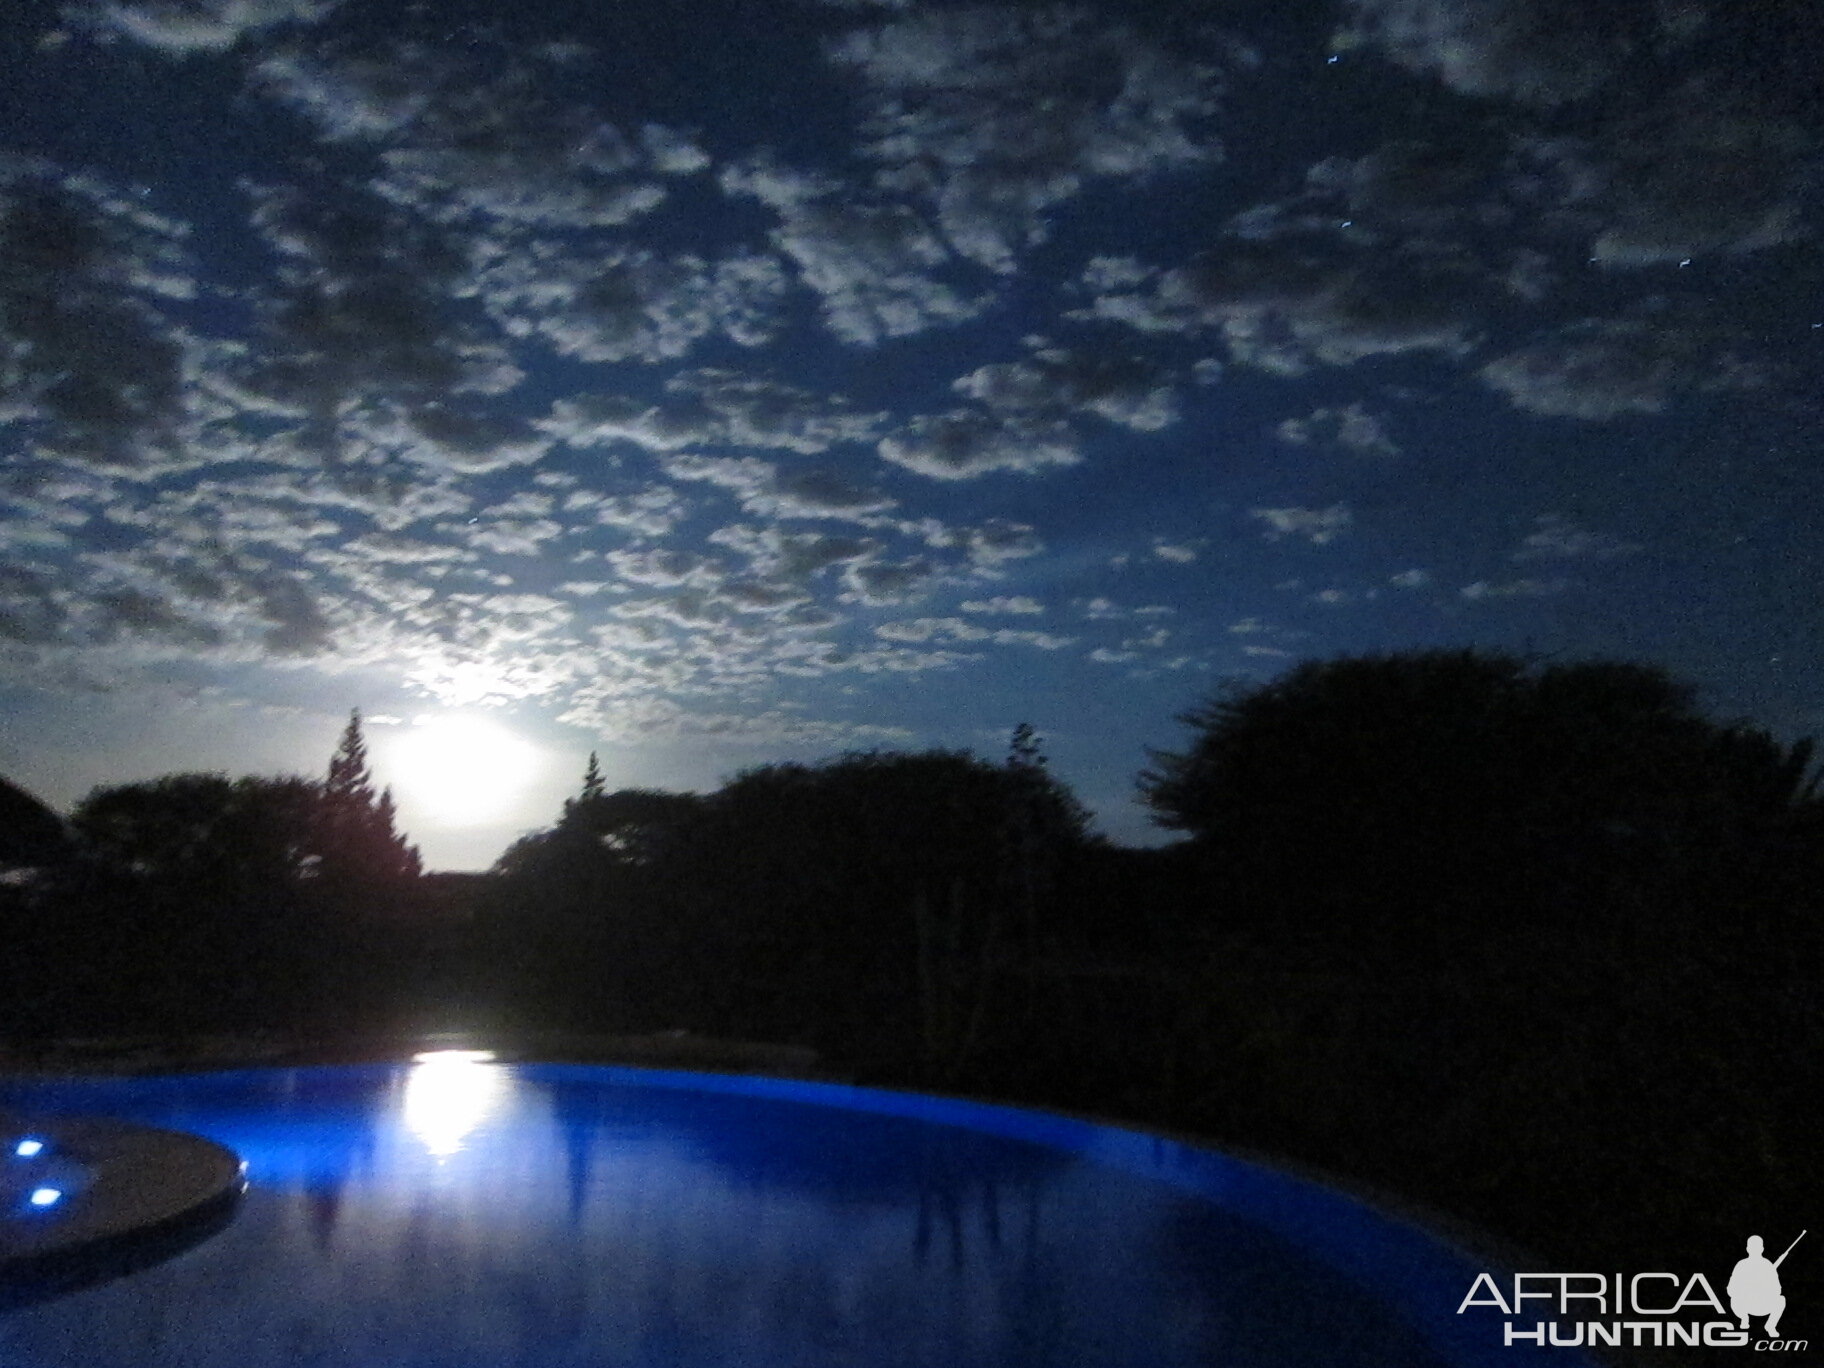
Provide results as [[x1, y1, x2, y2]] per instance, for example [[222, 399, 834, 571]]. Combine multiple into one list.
[[1729, 1231, 1802, 1340], [1457, 1230, 1807, 1350]]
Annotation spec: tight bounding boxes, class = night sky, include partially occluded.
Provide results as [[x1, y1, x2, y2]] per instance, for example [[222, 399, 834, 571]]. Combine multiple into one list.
[[1, 0, 1819, 868]]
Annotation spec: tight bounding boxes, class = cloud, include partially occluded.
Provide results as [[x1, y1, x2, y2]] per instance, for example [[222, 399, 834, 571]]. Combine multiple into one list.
[[663, 369, 885, 453], [354, 403, 554, 475], [562, 485, 687, 539], [249, 569, 335, 654], [994, 629, 1075, 650], [757, 469, 895, 521], [826, 6, 1223, 272], [606, 548, 718, 589], [252, 38, 792, 381], [332, 532, 476, 566], [554, 691, 915, 746], [875, 616, 989, 644], [721, 156, 984, 345], [0, 566, 70, 645], [1250, 504, 1353, 544], [960, 596, 1044, 615], [879, 409, 1080, 480], [472, 244, 787, 364], [47, 541, 341, 661], [917, 517, 1045, 570], [238, 178, 532, 462], [541, 371, 883, 456], [1329, 5, 1811, 278], [390, 497, 562, 560], [1338, 0, 1697, 108], [0, 174, 197, 472], [655, 453, 775, 496], [254, 38, 693, 230], [68, 0, 338, 55], [101, 480, 345, 553], [1118, 624, 1173, 650], [1275, 401, 1401, 456], [1511, 514, 1642, 560], [1459, 576, 1571, 599], [84, 586, 224, 648], [952, 346, 1178, 430], [1304, 138, 1495, 236], [659, 454, 894, 523], [215, 469, 474, 533], [708, 524, 873, 579], [874, 617, 1073, 650], [1477, 318, 1769, 419], [1310, 587, 1365, 606], [1082, 597, 1175, 621], [1077, 242, 1483, 374], [1580, 99, 1811, 269], [1196, 249, 1484, 369], [841, 557, 935, 605]]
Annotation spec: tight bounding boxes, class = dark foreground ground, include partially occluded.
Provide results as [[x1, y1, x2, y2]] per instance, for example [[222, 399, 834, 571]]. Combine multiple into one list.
[[2, 870, 1813, 1368]]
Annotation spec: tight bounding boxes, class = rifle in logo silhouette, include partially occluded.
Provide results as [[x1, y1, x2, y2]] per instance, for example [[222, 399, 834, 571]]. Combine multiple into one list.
[[1729, 1230, 1803, 1338]]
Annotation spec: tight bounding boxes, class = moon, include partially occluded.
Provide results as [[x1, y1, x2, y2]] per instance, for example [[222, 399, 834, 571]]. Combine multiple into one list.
[[389, 715, 542, 827]]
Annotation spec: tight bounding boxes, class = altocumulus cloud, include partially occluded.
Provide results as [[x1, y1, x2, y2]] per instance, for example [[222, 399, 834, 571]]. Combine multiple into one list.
[[0, 0, 1814, 817]]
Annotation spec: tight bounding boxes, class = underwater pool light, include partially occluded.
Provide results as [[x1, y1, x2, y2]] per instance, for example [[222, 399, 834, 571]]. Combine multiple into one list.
[[27, 1187, 62, 1207], [14, 1138, 46, 1157]]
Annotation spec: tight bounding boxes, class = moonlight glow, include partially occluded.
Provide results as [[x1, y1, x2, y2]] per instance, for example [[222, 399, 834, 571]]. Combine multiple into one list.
[[0, 0, 1817, 867], [390, 717, 542, 827]]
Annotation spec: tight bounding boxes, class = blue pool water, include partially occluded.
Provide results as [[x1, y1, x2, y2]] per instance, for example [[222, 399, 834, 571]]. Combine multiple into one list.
[[0, 1059, 1589, 1367]]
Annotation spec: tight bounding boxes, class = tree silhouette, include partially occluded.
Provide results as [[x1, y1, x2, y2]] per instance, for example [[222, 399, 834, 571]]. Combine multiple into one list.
[[0, 774, 73, 869], [38, 772, 332, 1032], [578, 751, 606, 802], [1135, 651, 1824, 1295], [71, 773, 323, 890], [1139, 649, 1822, 962], [656, 748, 1094, 1068], [497, 752, 699, 882], [316, 710, 421, 885]]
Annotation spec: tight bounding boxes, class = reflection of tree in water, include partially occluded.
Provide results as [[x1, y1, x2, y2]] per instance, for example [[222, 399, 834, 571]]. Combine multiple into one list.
[[305, 1182, 342, 1254], [539, 1072, 1072, 1280], [561, 1100, 594, 1226], [911, 1138, 1031, 1273], [13, 1070, 1359, 1367], [533, 1072, 1086, 1360]]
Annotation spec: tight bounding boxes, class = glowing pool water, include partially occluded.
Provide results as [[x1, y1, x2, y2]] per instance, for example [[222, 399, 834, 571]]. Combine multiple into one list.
[[0, 1059, 1591, 1367]]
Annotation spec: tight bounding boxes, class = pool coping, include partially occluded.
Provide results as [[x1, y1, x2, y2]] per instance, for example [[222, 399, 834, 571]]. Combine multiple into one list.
[[0, 1113, 245, 1308]]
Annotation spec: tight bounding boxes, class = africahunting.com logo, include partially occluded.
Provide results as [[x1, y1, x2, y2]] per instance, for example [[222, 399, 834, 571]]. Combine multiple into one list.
[[1458, 1231, 1805, 1351]]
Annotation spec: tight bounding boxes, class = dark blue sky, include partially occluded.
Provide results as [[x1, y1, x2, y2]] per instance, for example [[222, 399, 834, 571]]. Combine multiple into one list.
[[1, 0, 1819, 867]]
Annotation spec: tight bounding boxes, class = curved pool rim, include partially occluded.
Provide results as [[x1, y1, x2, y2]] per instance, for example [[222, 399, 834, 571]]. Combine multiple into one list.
[[0, 1114, 245, 1310], [0, 1058, 1595, 1368]]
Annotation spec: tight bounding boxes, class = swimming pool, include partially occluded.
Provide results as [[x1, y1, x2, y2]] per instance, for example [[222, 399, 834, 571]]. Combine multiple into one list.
[[0, 1057, 1589, 1367]]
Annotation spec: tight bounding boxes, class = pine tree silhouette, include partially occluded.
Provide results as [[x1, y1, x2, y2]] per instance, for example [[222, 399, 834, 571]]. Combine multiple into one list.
[[318, 710, 421, 885], [326, 711, 376, 811]]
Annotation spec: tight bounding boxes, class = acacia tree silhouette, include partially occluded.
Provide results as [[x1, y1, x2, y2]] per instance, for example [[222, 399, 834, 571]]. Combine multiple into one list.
[[1139, 649, 1822, 964], [1134, 650, 1823, 1270]]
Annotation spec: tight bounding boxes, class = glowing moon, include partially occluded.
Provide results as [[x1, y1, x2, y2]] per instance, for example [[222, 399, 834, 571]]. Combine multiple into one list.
[[390, 715, 540, 826]]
